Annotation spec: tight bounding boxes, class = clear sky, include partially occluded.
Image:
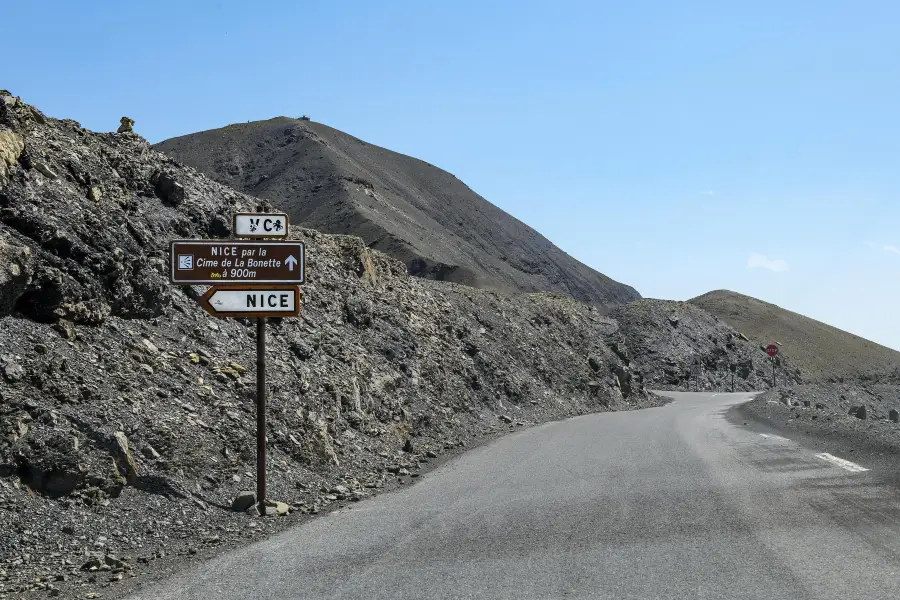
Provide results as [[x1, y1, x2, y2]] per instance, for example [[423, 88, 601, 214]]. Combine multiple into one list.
[[5, 1, 900, 350]]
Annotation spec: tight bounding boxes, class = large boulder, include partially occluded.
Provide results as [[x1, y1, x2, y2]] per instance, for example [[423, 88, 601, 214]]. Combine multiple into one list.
[[0, 126, 24, 181], [117, 116, 135, 134]]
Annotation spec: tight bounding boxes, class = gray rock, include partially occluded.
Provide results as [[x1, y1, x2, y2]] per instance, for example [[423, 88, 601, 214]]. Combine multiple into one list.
[[232, 491, 256, 512], [112, 431, 138, 484], [0, 235, 31, 316], [289, 340, 315, 360], [1, 361, 24, 382], [117, 116, 134, 133], [344, 294, 374, 327], [34, 162, 57, 179], [151, 171, 186, 206], [890, 409, 899, 423], [53, 319, 75, 340]]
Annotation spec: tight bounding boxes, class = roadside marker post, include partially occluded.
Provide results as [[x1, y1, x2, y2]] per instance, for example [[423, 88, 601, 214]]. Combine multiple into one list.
[[169, 217, 304, 514], [256, 316, 266, 514], [729, 363, 736, 392], [690, 354, 701, 391]]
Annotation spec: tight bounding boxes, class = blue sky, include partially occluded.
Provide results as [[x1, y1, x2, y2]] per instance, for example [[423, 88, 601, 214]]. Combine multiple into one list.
[[5, 1, 900, 350]]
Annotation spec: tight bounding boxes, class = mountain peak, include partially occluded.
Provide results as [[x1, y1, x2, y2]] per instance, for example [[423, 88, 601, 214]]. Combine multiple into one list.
[[154, 119, 639, 307]]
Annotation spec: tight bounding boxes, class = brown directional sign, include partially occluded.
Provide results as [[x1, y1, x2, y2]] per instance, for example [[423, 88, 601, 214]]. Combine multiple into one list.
[[197, 285, 301, 318], [169, 240, 304, 284]]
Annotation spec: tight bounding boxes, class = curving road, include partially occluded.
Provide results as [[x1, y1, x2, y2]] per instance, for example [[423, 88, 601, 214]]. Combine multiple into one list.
[[128, 392, 900, 600]]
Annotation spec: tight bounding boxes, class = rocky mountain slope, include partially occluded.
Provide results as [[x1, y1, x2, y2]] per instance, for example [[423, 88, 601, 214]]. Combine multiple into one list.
[[153, 118, 640, 307], [690, 290, 900, 383], [0, 91, 796, 598], [0, 91, 663, 598]]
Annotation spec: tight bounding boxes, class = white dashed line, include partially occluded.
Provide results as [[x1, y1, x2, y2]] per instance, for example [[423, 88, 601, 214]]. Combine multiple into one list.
[[815, 453, 869, 473], [753, 433, 869, 473]]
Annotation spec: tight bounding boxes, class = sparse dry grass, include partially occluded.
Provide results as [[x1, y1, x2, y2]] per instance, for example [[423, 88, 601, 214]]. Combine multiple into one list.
[[690, 290, 900, 383]]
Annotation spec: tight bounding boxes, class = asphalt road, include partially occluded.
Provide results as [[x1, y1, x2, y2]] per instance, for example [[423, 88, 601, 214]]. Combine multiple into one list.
[[128, 392, 900, 600]]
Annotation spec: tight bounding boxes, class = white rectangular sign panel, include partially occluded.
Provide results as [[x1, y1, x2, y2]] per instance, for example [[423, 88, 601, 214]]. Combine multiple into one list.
[[233, 213, 289, 238]]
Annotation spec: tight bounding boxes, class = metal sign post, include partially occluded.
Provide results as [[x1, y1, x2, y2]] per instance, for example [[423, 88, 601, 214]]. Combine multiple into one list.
[[169, 217, 304, 515], [729, 363, 736, 392], [766, 344, 778, 388], [257, 317, 266, 513]]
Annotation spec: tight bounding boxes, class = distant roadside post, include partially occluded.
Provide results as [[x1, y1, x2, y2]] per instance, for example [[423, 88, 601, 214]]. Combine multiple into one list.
[[766, 344, 779, 387], [169, 212, 303, 514], [729, 362, 736, 392], [690, 354, 701, 391]]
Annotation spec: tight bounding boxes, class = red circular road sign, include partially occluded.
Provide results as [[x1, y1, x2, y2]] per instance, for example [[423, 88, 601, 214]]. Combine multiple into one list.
[[766, 344, 779, 357]]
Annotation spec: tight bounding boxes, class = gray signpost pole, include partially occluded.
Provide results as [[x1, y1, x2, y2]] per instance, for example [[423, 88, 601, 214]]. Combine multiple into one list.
[[257, 317, 267, 513], [772, 356, 776, 388]]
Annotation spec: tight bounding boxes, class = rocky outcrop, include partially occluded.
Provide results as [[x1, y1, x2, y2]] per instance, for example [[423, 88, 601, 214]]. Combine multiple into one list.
[[116, 117, 134, 134], [0, 127, 24, 182], [611, 299, 803, 391], [0, 231, 31, 315]]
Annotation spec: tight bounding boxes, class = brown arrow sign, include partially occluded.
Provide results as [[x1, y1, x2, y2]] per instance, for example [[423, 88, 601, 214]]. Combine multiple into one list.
[[197, 285, 301, 318], [170, 240, 305, 285]]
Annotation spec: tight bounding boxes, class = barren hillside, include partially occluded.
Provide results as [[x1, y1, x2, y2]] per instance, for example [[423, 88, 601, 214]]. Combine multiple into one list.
[[154, 118, 639, 307], [690, 290, 900, 382]]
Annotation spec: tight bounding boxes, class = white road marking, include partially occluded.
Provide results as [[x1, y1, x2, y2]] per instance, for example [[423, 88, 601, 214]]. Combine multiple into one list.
[[759, 433, 790, 442], [815, 453, 869, 473]]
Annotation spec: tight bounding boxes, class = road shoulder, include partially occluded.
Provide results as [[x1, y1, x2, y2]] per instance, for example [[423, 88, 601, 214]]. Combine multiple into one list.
[[727, 384, 900, 486]]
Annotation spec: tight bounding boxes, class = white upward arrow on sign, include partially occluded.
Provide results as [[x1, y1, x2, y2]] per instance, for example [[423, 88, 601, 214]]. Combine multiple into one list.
[[286, 255, 298, 271]]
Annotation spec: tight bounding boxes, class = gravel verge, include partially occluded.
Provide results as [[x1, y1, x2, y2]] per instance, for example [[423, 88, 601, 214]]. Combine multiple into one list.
[[729, 384, 900, 485]]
